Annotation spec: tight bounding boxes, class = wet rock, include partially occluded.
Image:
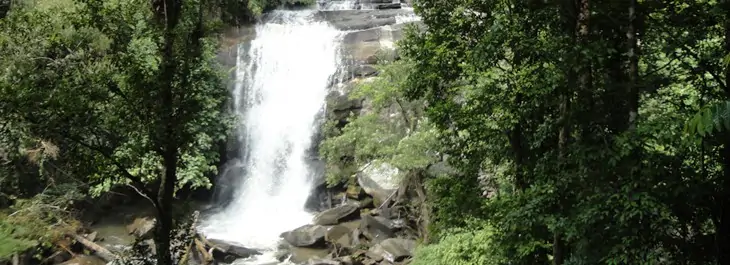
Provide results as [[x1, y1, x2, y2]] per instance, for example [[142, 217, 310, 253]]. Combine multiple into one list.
[[281, 224, 328, 247], [207, 238, 261, 262], [60, 255, 105, 265], [126, 217, 156, 239], [316, 10, 412, 30], [374, 3, 401, 9], [357, 162, 400, 206], [275, 248, 291, 262], [360, 0, 393, 3], [367, 238, 416, 263], [359, 215, 394, 243], [312, 203, 360, 225]]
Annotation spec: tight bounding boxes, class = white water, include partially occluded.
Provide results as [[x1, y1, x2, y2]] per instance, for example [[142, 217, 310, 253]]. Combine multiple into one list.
[[200, 9, 343, 264]]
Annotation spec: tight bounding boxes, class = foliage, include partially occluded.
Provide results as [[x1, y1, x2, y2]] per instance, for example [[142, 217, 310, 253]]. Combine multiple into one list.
[[395, 0, 730, 264], [0, 0, 231, 263], [411, 221, 506, 265], [686, 100, 730, 137], [0, 0, 231, 198], [0, 183, 83, 259], [320, 60, 441, 186]]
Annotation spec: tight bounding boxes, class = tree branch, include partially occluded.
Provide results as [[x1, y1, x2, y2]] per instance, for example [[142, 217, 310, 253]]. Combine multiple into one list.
[[126, 183, 157, 208], [63, 134, 154, 199]]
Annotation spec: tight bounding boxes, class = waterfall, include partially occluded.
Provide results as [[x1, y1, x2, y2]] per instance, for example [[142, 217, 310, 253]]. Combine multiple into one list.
[[200, 9, 343, 264]]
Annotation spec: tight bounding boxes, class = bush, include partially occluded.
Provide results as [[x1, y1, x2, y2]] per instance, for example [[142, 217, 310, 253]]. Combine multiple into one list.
[[411, 222, 506, 265]]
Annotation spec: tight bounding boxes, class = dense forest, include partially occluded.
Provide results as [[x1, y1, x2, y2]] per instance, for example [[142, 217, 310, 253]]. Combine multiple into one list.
[[3, 0, 730, 264], [325, 0, 730, 264]]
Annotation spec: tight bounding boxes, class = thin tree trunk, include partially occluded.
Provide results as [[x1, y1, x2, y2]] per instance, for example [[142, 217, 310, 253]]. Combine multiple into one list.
[[627, 0, 639, 130], [576, 0, 592, 143], [720, 2, 730, 264], [68, 234, 117, 262]]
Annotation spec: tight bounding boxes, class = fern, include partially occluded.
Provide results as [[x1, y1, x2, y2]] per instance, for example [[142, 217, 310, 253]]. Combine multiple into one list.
[[685, 101, 730, 137]]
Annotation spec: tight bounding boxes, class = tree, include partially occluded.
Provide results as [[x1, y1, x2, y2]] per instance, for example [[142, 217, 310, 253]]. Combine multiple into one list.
[[0, 0, 230, 263], [401, 0, 726, 264]]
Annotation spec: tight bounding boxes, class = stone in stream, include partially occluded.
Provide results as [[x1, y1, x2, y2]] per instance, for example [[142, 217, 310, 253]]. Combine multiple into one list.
[[281, 224, 328, 247], [312, 203, 360, 225], [206, 238, 262, 262], [315, 9, 412, 31], [374, 3, 401, 9], [125, 216, 156, 239]]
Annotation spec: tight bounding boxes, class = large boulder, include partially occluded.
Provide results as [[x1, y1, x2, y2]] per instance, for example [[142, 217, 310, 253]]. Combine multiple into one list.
[[289, 247, 331, 264], [342, 26, 405, 65], [312, 203, 360, 225], [206, 238, 261, 262], [357, 162, 400, 206], [325, 225, 358, 248], [367, 238, 416, 263], [281, 225, 328, 247], [359, 215, 394, 243], [126, 217, 155, 239], [307, 259, 343, 265]]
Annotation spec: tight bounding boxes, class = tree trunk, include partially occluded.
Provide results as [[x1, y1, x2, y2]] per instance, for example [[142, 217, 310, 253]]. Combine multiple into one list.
[[153, 1, 182, 264], [576, 0, 592, 143], [719, 2, 730, 262], [68, 234, 117, 262], [627, 0, 639, 130]]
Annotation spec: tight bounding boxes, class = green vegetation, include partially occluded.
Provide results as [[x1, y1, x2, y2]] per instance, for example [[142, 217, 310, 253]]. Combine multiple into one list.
[[6, 0, 730, 263], [321, 0, 730, 264], [0, 0, 231, 263]]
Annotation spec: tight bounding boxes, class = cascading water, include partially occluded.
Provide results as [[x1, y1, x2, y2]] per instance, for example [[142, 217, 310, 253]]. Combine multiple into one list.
[[200, 9, 343, 264]]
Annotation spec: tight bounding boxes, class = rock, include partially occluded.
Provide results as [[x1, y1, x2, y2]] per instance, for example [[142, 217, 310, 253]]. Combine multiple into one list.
[[357, 162, 400, 206], [308, 259, 343, 265], [312, 203, 360, 225], [346, 184, 365, 199], [360, 0, 393, 3], [85, 231, 98, 242], [374, 3, 401, 9], [289, 247, 330, 264], [367, 238, 416, 263], [60, 255, 106, 265], [359, 215, 394, 243], [426, 160, 458, 177], [207, 238, 261, 262], [357, 197, 374, 209], [336, 255, 354, 265], [281, 224, 328, 247], [316, 10, 412, 30], [275, 248, 291, 262], [126, 217, 156, 239], [325, 225, 356, 248], [349, 64, 378, 77]]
